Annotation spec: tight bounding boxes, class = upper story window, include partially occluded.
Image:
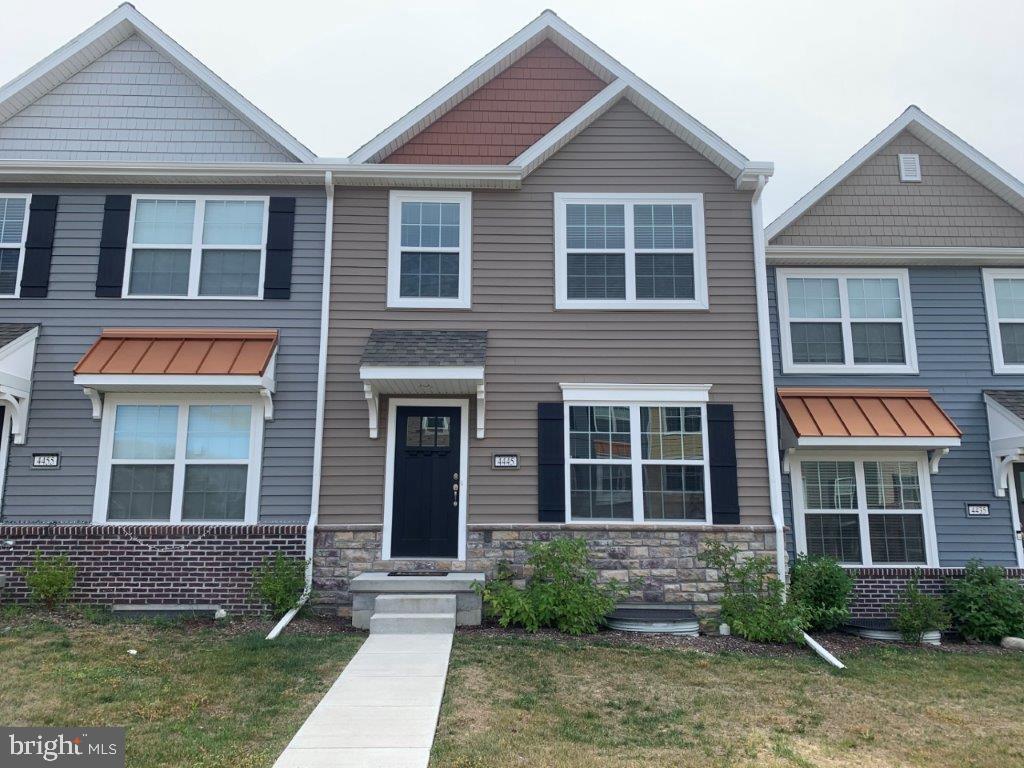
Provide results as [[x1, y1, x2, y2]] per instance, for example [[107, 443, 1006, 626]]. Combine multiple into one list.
[[777, 268, 918, 374], [124, 196, 268, 299], [387, 190, 472, 309], [983, 269, 1024, 374], [554, 194, 708, 310], [0, 195, 29, 297]]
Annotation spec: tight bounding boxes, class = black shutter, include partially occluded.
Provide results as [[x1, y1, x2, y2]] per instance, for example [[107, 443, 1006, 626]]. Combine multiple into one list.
[[263, 197, 296, 299], [95, 195, 132, 297], [537, 402, 566, 522], [19, 195, 58, 298], [708, 403, 740, 524]]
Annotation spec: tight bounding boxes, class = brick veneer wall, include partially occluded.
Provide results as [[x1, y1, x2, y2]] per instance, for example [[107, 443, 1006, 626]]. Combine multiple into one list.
[[0, 524, 305, 614], [313, 523, 778, 621], [849, 567, 1024, 619]]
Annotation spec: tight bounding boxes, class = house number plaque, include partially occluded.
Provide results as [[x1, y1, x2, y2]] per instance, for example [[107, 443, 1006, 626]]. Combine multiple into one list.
[[32, 453, 60, 469], [492, 454, 519, 469], [965, 503, 990, 518]]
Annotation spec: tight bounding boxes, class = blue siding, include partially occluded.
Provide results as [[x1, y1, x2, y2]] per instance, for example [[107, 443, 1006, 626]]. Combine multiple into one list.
[[770, 265, 1021, 566]]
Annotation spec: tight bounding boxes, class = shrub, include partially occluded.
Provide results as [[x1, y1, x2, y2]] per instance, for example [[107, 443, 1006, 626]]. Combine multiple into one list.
[[698, 540, 805, 643], [251, 553, 307, 617], [477, 538, 627, 636], [945, 561, 1024, 643], [893, 576, 949, 643], [18, 551, 76, 608], [789, 555, 853, 631]]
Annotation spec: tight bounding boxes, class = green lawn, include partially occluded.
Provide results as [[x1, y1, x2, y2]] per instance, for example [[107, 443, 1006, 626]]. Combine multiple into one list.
[[0, 611, 362, 768], [431, 634, 1024, 768]]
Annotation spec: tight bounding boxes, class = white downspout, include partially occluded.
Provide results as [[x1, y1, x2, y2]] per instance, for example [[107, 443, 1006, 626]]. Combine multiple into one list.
[[750, 175, 788, 586], [267, 170, 334, 640]]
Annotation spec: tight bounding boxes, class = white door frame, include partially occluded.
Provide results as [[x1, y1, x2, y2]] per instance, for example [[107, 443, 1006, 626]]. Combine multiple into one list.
[[1005, 464, 1024, 568], [0, 408, 11, 517], [381, 397, 469, 562]]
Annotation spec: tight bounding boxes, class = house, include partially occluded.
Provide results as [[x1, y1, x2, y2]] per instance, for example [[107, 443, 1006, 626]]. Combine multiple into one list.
[[766, 106, 1024, 617], [313, 11, 784, 620], [0, 4, 330, 612]]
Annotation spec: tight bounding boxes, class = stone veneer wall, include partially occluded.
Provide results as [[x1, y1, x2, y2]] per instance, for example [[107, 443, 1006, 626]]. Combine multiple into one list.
[[0, 525, 305, 614], [313, 523, 778, 621], [849, 567, 1024, 619]]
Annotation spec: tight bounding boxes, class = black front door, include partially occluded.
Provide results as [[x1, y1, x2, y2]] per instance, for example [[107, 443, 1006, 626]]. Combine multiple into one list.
[[391, 406, 461, 558], [1013, 464, 1024, 547]]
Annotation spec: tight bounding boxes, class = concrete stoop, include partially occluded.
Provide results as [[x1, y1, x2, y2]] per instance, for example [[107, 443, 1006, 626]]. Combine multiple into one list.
[[350, 572, 484, 630], [370, 594, 457, 635]]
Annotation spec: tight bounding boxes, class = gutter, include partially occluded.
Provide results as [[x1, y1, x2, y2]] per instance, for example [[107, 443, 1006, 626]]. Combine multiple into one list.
[[749, 173, 788, 585], [267, 170, 334, 641]]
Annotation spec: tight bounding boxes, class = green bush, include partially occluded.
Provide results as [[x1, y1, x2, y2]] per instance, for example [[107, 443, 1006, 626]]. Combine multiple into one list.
[[477, 538, 627, 636], [945, 561, 1024, 643], [893, 576, 949, 643], [18, 551, 76, 608], [251, 553, 307, 617], [789, 555, 853, 631], [698, 540, 805, 643]]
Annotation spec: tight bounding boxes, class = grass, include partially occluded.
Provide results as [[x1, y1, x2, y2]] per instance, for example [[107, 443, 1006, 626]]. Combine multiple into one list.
[[0, 609, 362, 768], [431, 634, 1024, 768]]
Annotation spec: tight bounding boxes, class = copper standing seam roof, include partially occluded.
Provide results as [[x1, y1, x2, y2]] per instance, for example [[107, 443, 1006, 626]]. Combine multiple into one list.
[[777, 388, 962, 439], [74, 329, 278, 376]]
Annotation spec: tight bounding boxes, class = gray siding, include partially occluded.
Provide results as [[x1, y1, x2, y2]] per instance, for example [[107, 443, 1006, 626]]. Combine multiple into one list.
[[322, 100, 771, 527], [769, 266, 1022, 566], [0, 185, 325, 523], [773, 130, 1024, 247], [0, 36, 294, 162]]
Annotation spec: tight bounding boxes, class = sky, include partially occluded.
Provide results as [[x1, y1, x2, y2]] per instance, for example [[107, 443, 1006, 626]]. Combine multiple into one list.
[[1, 0, 1021, 222]]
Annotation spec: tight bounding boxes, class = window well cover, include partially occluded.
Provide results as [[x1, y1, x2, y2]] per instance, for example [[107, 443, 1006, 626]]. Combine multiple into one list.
[[74, 329, 278, 376]]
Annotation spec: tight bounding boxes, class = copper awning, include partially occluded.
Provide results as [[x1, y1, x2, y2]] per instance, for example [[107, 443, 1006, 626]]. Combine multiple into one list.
[[778, 387, 961, 447]]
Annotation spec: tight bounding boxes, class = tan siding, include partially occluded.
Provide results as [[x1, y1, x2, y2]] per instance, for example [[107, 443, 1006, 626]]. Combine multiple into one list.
[[773, 130, 1024, 247], [322, 99, 770, 526]]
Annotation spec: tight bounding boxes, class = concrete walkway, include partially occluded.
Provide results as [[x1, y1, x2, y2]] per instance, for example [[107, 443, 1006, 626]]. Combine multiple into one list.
[[273, 632, 453, 768]]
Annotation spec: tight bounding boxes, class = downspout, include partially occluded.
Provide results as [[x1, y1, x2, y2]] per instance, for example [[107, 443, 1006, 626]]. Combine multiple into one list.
[[267, 170, 334, 640], [750, 175, 788, 586]]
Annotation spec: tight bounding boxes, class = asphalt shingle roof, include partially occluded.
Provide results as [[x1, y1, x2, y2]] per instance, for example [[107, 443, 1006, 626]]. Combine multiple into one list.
[[0, 324, 37, 349], [985, 390, 1024, 421], [361, 330, 487, 367]]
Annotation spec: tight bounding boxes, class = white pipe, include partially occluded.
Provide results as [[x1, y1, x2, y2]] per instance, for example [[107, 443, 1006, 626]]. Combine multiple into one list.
[[750, 176, 789, 586], [267, 170, 335, 641], [802, 632, 846, 669]]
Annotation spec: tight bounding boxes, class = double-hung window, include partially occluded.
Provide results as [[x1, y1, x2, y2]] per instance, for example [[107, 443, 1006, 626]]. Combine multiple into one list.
[[777, 268, 917, 373], [793, 455, 937, 566], [983, 269, 1024, 373], [554, 194, 708, 309], [563, 386, 711, 523], [387, 190, 471, 308], [125, 196, 268, 298], [0, 194, 30, 297], [94, 394, 264, 523]]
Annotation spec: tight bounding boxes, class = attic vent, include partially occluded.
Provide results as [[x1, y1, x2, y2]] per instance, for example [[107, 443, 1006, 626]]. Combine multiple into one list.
[[898, 153, 922, 182]]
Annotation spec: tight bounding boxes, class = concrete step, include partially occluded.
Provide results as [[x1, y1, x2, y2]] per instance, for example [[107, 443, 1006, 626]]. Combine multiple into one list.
[[374, 594, 456, 615], [369, 612, 456, 635]]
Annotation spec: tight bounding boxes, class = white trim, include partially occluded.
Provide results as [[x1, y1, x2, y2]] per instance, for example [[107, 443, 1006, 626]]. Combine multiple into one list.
[[91, 392, 265, 525], [74, 373, 275, 392], [898, 153, 922, 182], [790, 450, 940, 568], [794, 436, 961, 448], [982, 268, 1024, 374], [558, 382, 710, 403], [767, 105, 1024, 241], [1005, 465, 1024, 568], [123, 194, 268, 300], [553, 193, 708, 310], [347, 11, 763, 180], [0, 408, 11, 514], [381, 398, 469, 561], [387, 191, 472, 309], [767, 245, 1024, 267], [0, 5, 314, 162], [359, 365, 485, 382], [0, 193, 31, 298], [776, 267, 919, 374]]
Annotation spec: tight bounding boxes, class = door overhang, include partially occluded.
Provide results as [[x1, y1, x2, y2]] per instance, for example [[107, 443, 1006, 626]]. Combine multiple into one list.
[[0, 325, 39, 444], [984, 391, 1024, 496]]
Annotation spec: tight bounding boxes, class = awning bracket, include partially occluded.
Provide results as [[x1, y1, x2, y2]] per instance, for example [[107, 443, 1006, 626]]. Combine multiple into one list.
[[364, 383, 380, 439]]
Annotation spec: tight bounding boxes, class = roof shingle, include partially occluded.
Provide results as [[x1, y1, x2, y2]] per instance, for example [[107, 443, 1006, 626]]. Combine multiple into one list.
[[361, 330, 487, 367]]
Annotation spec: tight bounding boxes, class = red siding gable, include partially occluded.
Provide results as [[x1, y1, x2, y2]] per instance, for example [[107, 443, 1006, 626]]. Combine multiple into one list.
[[382, 39, 608, 165]]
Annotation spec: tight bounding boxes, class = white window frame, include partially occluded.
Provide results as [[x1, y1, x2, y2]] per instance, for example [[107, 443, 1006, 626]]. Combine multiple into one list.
[[777, 267, 918, 374], [791, 450, 939, 567], [982, 268, 1024, 374], [92, 392, 265, 524], [387, 190, 472, 309], [123, 194, 269, 300], [561, 384, 712, 525], [0, 193, 32, 299], [553, 193, 708, 310]]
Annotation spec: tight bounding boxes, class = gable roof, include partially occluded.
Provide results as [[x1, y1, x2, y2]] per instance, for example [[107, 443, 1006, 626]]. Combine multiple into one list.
[[767, 105, 1024, 241], [0, 3, 314, 162], [348, 10, 771, 185]]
